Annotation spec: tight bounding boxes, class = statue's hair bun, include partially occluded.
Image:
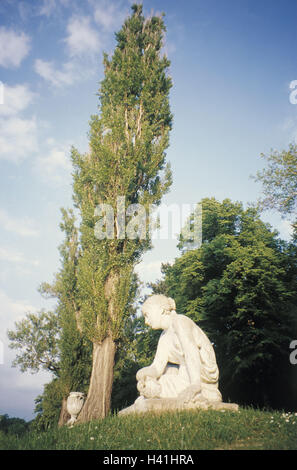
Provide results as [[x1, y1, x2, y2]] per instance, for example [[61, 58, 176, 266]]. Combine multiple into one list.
[[143, 294, 176, 314]]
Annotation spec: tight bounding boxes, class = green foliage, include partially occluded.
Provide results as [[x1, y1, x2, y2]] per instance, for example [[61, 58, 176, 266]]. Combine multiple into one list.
[[254, 143, 297, 216], [7, 310, 60, 374], [157, 198, 297, 408], [31, 379, 65, 432], [53, 208, 93, 400], [71, 4, 173, 344], [111, 314, 160, 411], [110, 272, 158, 411], [0, 414, 29, 436], [58, 320, 92, 397]]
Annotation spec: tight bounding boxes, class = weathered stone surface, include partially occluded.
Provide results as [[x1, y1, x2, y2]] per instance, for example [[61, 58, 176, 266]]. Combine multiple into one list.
[[66, 392, 85, 426], [119, 294, 239, 416], [119, 396, 239, 416]]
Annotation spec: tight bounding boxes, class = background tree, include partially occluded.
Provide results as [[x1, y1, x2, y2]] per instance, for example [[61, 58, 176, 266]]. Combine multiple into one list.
[[71, 4, 173, 423], [152, 198, 297, 408], [254, 143, 297, 236], [32, 379, 65, 431], [0, 414, 29, 436], [7, 310, 60, 375], [49, 208, 92, 426], [7, 208, 93, 428]]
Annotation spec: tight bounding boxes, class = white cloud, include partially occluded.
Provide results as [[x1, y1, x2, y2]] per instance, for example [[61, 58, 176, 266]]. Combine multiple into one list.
[[0, 247, 39, 266], [135, 260, 163, 283], [0, 27, 30, 68], [0, 209, 40, 238], [0, 289, 37, 331], [65, 15, 101, 57], [38, 0, 57, 17], [35, 13, 102, 88], [0, 116, 38, 162], [94, 2, 125, 31], [34, 58, 77, 87], [277, 219, 294, 240], [34, 141, 72, 184], [38, 0, 70, 16], [0, 83, 38, 162], [34, 58, 93, 87], [0, 84, 36, 117]]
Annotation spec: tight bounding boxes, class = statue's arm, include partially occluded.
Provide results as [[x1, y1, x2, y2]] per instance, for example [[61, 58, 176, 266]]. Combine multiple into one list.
[[136, 335, 168, 382], [173, 316, 201, 386]]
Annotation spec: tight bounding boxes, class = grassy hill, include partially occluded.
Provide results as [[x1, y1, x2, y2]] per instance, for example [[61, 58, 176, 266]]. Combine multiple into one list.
[[1, 407, 297, 450]]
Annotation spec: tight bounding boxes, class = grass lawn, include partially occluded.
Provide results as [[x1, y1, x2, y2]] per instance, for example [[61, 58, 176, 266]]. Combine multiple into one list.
[[1, 407, 296, 450]]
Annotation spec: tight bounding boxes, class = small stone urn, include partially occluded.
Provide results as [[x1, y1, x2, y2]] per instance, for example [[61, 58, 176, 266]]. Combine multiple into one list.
[[66, 392, 85, 427]]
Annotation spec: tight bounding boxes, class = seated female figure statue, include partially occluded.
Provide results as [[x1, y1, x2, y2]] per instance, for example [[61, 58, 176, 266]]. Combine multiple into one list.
[[136, 294, 222, 405]]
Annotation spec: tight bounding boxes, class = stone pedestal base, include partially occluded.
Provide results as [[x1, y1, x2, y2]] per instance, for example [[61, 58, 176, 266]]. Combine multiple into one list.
[[118, 396, 239, 416]]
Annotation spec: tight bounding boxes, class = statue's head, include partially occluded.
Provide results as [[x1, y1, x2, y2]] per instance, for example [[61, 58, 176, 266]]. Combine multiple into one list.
[[142, 294, 176, 329]]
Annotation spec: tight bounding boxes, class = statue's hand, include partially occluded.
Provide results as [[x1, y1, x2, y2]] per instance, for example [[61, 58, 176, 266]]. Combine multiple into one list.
[[136, 367, 149, 382], [137, 380, 146, 394], [178, 384, 202, 404], [136, 365, 158, 382]]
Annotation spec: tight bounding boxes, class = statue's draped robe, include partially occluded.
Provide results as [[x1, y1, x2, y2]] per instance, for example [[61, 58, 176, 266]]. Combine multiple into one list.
[[146, 313, 222, 402]]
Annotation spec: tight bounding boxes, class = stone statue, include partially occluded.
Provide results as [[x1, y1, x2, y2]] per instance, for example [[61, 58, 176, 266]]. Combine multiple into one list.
[[119, 295, 238, 415]]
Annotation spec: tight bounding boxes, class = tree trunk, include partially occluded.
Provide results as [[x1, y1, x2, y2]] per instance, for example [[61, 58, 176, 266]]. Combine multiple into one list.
[[76, 336, 116, 423], [58, 397, 70, 427]]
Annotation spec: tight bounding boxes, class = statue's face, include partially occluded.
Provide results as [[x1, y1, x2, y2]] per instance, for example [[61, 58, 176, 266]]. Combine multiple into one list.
[[142, 303, 162, 329]]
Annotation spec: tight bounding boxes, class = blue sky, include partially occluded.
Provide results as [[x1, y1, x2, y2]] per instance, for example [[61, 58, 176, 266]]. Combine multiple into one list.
[[0, 0, 296, 420]]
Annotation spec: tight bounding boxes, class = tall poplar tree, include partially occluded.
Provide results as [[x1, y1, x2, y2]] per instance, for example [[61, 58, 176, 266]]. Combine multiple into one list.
[[71, 4, 173, 422]]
